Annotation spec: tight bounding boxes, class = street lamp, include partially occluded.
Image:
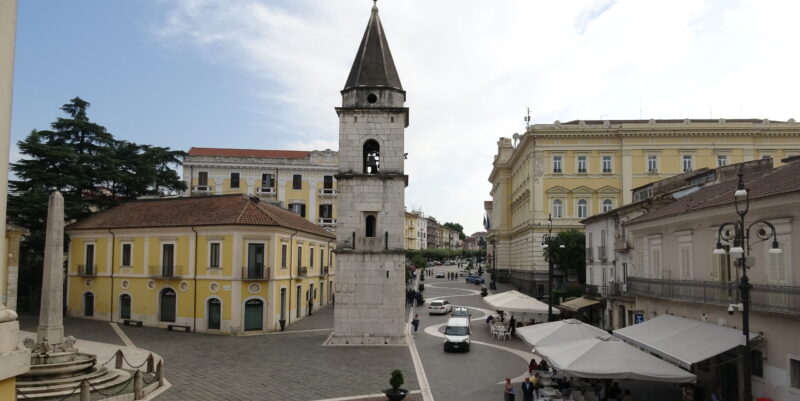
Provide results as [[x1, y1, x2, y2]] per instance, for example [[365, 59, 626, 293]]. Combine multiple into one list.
[[541, 214, 564, 322], [713, 173, 782, 401]]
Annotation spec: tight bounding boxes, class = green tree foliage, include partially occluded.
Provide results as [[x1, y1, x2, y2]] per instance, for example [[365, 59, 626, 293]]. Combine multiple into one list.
[[443, 222, 466, 239], [542, 229, 586, 284], [9, 97, 187, 311]]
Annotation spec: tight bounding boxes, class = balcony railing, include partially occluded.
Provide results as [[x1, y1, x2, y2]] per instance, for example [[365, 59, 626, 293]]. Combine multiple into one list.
[[614, 237, 631, 253], [318, 218, 336, 227], [628, 277, 800, 316], [296, 266, 308, 277], [319, 188, 337, 196], [256, 187, 275, 194], [242, 265, 269, 280], [597, 245, 608, 261], [77, 264, 96, 276], [150, 265, 182, 279], [193, 185, 210, 192]]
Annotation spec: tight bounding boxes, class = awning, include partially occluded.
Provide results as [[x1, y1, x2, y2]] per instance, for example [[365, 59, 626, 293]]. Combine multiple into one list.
[[483, 290, 560, 314], [613, 314, 761, 370], [558, 297, 601, 312], [517, 319, 607, 349]]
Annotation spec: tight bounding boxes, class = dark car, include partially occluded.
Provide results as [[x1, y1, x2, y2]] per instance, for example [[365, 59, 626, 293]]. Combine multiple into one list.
[[465, 275, 484, 284]]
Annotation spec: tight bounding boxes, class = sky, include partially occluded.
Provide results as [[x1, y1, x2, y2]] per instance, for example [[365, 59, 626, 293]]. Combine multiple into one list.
[[10, 0, 800, 235]]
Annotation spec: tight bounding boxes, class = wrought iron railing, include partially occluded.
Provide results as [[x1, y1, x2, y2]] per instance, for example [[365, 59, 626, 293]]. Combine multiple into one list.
[[242, 265, 269, 280], [78, 264, 96, 276], [150, 265, 181, 279], [296, 266, 308, 277], [628, 277, 800, 316]]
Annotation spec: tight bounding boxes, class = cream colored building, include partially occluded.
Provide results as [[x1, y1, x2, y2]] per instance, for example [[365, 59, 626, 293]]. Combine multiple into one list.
[[488, 118, 800, 293], [183, 147, 338, 231]]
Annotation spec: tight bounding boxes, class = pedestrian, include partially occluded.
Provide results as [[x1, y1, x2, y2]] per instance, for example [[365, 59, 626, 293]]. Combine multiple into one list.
[[521, 377, 534, 401], [528, 358, 538, 375], [531, 372, 540, 399], [621, 389, 636, 401], [710, 387, 724, 401], [509, 316, 516, 336], [504, 377, 516, 401], [682, 383, 695, 401], [411, 314, 420, 332]]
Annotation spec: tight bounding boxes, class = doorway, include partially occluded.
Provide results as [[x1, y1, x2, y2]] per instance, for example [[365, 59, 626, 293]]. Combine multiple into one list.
[[120, 294, 131, 320], [84, 292, 94, 317], [160, 288, 176, 322], [244, 299, 263, 331], [208, 298, 221, 330]]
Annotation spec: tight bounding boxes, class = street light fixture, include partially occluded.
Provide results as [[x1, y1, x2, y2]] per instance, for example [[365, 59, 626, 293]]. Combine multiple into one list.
[[541, 213, 561, 322], [713, 173, 781, 401]]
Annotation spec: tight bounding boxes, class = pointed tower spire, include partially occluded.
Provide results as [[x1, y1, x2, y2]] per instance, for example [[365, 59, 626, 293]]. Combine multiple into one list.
[[344, 2, 403, 91]]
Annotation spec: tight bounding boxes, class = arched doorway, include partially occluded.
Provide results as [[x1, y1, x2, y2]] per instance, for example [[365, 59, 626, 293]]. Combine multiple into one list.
[[159, 288, 176, 322], [120, 294, 131, 320], [244, 299, 263, 331], [207, 298, 221, 330], [83, 292, 94, 317]]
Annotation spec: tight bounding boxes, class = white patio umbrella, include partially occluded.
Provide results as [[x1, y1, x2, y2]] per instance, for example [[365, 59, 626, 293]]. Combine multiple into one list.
[[516, 319, 607, 349], [536, 335, 696, 383], [483, 290, 559, 314]]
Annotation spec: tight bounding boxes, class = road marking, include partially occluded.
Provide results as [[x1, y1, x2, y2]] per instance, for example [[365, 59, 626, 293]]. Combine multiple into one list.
[[110, 322, 136, 348], [407, 278, 435, 401]]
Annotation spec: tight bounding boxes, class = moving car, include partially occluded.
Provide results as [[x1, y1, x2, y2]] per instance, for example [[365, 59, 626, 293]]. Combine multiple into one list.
[[451, 306, 470, 318], [443, 317, 471, 352], [428, 299, 452, 315], [435, 272, 445, 278], [465, 275, 485, 284]]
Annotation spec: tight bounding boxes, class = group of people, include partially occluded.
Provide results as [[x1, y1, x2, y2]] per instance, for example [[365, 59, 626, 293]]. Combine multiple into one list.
[[405, 288, 423, 306], [682, 380, 727, 401], [501, 361, 638, 401], [443, 271, 459, 280]]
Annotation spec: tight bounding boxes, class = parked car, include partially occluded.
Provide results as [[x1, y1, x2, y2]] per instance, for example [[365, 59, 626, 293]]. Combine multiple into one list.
[[428, 299, 452, 315], [465, 275, 484, 284], [443, 317, 471, 352], [435, 272, 445, 278]]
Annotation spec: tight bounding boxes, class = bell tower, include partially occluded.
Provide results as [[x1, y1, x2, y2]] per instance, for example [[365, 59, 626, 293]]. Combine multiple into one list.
[[330, 2, 408, 345]]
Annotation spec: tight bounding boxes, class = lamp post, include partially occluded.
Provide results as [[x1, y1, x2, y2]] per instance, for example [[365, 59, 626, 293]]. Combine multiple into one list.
[[490, 239, 497, 290], [713, 173, 782, 401], [541, 214, 565, 322]]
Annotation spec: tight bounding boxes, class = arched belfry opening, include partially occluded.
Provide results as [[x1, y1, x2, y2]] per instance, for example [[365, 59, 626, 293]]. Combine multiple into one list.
[[365, 215, 376, 237], [363, 139, 380, 174]]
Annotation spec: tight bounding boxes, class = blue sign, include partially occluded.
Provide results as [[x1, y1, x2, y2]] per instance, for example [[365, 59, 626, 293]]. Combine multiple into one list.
[[634, 313, 644, 324]]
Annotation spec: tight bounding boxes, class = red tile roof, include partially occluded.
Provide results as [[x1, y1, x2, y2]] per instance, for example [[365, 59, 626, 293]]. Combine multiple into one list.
[[629, 161, 800, 225], [187, 147, 311, 159], [66, 194, 334, 238]]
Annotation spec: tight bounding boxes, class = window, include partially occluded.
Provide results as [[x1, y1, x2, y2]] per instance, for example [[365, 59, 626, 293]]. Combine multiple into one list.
[[310, 248, 315, 268], [290, 203, 306, 218], [162, 243, 175, 276], [297, 246, 303, 267], [121, 243, 132, 267], [319, 204, 333, 219], [281, 244, 287, 268], [552, 199, 563, 218], [209, 242, 221, 268], [262, 173, 274, 188], [198, 172, 208, 186], [363, 139, 380, 174], [602, 155, 612, 173], [790, 357, 800, 388], [682, 155, 693, 172], [717, 154, 728, 167], [230, 173, 240, 188], [366, 215, 376, 237], [679, 245, 692, 279], [577, 199, 588, 218], [602, 199, 613, 212], [751, 350, 763, 378], [292, 174, 302, 190], [85, 243, 95, 274], [320, 249, 325, 267], [647, 155, 657, 172], [577, 156, 587, 173], [323, 175, 333, 189], [552, 156, 562, 173]]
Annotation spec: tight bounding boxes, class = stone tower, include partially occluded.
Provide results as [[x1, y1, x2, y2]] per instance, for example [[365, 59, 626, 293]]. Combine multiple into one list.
[[330, 3, 408, 345]]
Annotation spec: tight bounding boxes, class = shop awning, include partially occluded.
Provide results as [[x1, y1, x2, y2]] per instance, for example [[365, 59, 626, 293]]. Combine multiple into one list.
[[613, 314, 761, 370], [558, 297, 601, 312]]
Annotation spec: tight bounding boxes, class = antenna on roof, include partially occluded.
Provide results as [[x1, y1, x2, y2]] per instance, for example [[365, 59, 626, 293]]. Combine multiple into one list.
[[524, 107, 531, 129]]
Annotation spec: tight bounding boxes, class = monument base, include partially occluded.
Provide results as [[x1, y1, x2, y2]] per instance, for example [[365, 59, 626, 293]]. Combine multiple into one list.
[[324, 332, 407, 346]]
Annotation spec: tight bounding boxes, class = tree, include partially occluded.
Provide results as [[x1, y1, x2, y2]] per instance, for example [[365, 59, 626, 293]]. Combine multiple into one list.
[[443, 222, 466, 240], [543, 229, 586, 284], [9, 97, 187, 311]]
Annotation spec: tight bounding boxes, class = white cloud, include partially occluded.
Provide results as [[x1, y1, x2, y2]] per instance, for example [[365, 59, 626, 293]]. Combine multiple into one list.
[[154, 0, 800, 234]]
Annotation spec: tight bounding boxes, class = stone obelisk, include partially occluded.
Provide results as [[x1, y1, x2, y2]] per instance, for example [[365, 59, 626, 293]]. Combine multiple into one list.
[[36, 191, 64, 347]]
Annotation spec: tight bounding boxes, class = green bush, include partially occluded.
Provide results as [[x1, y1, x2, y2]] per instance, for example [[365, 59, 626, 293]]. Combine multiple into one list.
[[418, 283, 425, 292], [389, 369, 404, 391], [480, 287, 488, 297]]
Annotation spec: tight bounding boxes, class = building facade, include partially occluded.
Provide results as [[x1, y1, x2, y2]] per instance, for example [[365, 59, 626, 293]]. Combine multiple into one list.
[[182, 147, 338, 231], [65, 195, 335, 334], [488, 119, 800, 294]]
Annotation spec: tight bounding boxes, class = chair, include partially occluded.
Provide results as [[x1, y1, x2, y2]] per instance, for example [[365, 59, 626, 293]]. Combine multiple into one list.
[[501, 327, 511, 340], [491, 324, 501, 339]]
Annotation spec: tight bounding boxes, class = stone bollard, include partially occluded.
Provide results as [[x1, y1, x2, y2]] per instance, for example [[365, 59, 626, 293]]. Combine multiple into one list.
[[157, 360, 164, 387], [133, 370, 143, 400], [80, 380, 90, 401], [115, 349, 124, 369], [146, 353, 154, 373]]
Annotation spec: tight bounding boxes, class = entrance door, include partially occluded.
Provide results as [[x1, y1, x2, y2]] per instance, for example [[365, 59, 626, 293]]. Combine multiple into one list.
[[84, 292, 94, 317], [319, 283, 324, 306], [280, 289, 286, 321], [120, 294, 131, 319], [208, 299, 221, 330], [160, 289, 176, 322], [244, 299, 263, 331], [296, 286, 301, 318], [247, 243, 265, 278]]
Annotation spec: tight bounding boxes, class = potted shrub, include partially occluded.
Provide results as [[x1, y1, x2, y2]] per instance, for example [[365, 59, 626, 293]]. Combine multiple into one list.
[[417, 283, 425, 292], [480, 287, 488, 297], [383, 369, 408, 401]]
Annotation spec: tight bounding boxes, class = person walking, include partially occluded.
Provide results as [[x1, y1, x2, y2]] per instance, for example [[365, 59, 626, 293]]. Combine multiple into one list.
[[411, 314, 420, 332], [503, 377, 516, 401], [521, 377, 534, 401]]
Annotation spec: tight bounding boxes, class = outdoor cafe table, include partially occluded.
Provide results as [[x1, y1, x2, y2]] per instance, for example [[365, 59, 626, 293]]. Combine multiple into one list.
[[540, 388, 561, 398]]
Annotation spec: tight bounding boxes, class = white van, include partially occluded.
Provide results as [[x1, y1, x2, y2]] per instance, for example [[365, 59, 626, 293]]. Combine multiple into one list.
[[443, 317, 471, 352]]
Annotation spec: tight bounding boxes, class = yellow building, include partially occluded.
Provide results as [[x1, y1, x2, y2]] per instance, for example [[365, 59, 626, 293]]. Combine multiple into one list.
[[65, 194, 335, 334], [488, 118, 800, 292], [404, 212, 416, 250], [182, 147, 338, 232]]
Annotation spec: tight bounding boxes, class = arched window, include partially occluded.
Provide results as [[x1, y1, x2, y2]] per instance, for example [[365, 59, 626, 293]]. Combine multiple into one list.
[[552, 199, 563, 218], [577, 199, 588, 218], [363, 139, 380, 174], [365, 215, 376, 237], [602, 199, 613, 212]]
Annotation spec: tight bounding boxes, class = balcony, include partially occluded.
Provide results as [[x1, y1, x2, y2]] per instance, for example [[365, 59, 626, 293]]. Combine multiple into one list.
[[296, 266, 308, 277], [242, 265, 269, 281], [322, 266, 330, 275], [614, 237, 631, 252], [318, 218, 336, 227], [193, 185, 211, 193], [77, 264, 96, 277], [585, 284, 608, 297], [256, 187, 276, 195], [150, 265, 182, 279], [597, 245, 608, 261], [628, 277, 800, 316], [319, 188, 337, 197]]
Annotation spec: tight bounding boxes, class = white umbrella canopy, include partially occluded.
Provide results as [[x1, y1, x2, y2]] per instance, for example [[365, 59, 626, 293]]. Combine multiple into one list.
[[483, 290, 559, 314], [536, 335, 696, 383], [516, 319, 607, 349]]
